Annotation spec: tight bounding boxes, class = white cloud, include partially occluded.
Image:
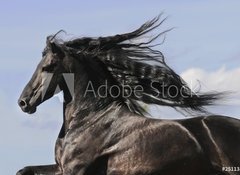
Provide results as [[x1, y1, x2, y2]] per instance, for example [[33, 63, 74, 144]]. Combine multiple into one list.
[[181, 66, 240, 105], [149, 66, 240, 119]]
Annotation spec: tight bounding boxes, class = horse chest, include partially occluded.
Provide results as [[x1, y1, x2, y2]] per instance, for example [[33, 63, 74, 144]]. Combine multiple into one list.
[[58, 123, 105, 173]]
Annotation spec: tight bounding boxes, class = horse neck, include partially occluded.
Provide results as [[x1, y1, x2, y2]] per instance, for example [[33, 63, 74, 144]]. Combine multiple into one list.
[[63, 58, 118, 127], [57, 87, 72, 137]]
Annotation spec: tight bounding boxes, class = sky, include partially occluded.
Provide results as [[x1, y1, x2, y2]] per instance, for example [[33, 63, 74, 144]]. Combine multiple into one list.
[[0, 0, 240, 174]]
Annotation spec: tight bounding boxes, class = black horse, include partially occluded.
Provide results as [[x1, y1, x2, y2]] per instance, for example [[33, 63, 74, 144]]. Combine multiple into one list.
[[17, 16, 240, 175]]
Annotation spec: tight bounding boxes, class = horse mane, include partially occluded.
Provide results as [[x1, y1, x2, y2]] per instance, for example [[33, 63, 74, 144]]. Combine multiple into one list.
[[50, 15, 225, 116]]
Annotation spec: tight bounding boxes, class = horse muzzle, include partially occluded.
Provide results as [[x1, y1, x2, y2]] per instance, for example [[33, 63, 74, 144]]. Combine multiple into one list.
[[18, 97, 37, 114]]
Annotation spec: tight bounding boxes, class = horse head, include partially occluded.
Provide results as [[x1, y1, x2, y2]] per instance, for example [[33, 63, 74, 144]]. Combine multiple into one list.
[[18, 36, 69, 114]]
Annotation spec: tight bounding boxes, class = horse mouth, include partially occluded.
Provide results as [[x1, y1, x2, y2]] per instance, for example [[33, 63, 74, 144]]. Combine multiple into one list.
[[21, 105, 37, 114], [27, 107, 37, 114]]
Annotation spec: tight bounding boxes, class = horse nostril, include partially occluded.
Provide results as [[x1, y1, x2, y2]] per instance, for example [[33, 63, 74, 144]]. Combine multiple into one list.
[[19, 99, 27, 108]]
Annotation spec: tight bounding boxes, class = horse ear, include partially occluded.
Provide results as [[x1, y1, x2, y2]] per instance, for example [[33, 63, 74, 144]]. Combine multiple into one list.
[[46, 36, 53, 48], [50, 42, 65, 59]]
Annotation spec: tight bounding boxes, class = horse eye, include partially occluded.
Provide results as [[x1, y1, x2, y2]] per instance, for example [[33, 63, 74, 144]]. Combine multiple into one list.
[[42, 51, 47, 57], [42, 64, 56, 72]]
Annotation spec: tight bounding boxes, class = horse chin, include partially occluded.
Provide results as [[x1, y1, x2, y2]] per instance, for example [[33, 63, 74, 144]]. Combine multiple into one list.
[[21, 106, 37, 114], [27, 107, 37, 114]]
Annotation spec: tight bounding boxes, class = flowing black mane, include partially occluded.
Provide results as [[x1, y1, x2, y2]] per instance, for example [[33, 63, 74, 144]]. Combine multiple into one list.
[[49, 16, 224, 115]]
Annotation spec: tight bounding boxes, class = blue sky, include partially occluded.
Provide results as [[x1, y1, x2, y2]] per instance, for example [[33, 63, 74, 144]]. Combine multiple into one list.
[[0, 1, 240, 174]]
